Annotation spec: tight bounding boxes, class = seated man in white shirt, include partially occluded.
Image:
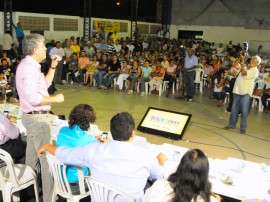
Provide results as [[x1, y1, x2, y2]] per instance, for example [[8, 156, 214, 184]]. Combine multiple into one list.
[[0, 112, 26, 163], [39, 112, 167, 201]]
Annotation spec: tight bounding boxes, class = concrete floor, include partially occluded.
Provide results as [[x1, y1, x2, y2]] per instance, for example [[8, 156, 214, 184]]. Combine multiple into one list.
[[51, 83, 270, 165]]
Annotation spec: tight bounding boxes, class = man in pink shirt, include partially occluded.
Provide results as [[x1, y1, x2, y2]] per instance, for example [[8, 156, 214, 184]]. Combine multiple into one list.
[[16, 34, 64, 202]]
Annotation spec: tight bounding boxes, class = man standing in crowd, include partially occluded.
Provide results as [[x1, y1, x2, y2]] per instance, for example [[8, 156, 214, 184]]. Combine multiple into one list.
[[12, 22, 25, 54], [224, 54, 261, 134], [16, 33, 64, 202], [2, 31, 14, 58], [38, 112, 167, 201], [49, 41, 65, 85], [179, 48, 198, 101]]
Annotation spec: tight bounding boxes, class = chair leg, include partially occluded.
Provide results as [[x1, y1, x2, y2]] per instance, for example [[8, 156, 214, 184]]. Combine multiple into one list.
[[51, 190, 57, 202], [3, 186, 12, 202], [33, 180, 40, 202], [12, 193, 20, 202], [145, 83, 149, 94]]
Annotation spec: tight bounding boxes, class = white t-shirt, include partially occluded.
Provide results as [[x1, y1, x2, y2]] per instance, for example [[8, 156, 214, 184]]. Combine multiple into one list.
[[144, 179, 219, 202], [233, 67, 259, 96], [214, 78, 222, 93]]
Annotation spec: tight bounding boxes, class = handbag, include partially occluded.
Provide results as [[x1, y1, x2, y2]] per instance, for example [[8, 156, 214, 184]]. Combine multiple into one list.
[[252, 88, 263, 96]]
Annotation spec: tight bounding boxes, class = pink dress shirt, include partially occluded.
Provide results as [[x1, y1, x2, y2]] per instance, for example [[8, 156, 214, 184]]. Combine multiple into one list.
[[16, 55, 51, 113]]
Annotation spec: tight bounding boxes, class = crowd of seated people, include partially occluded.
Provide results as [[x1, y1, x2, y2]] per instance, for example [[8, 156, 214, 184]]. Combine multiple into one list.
[[1, 32, 270, 112]]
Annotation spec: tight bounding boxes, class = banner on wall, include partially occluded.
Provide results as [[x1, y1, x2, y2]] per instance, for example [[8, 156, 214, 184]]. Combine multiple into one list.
[[95, 21, 120, 32]]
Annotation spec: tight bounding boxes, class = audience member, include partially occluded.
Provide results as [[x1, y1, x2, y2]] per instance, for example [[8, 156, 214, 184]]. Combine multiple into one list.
[[93, 54, 109, 87], [181, 48, 198, 101], [2, 31, 14, 58], [84, 41, 96, 59], [164, 59, 177, 97], [85, 54, 99, 86], [115, 59, 131, 90], [128, 59, 152, 96], [49, 41, 65, 84], [111, 31, 119, 44], [78, 50, 90, 85], [100, 54, 121, 89], [70, 40, 81, 55], [68, 53, 79, 84], [97, 39, 108, 54], [126, 60, 141, 92], [12, 22, 25, 54], [149, 60, 165, 95]]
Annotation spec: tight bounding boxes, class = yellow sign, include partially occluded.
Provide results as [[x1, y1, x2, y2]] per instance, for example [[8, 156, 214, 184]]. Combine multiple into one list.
[[95, 21, 120, 32]]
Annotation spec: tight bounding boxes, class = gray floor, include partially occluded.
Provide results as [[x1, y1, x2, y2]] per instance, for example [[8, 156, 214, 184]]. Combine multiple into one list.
[[51, 83, 270, 165]]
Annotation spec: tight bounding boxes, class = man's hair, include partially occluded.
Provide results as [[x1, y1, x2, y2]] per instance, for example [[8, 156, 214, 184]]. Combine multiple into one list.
[[110, 112, 135, 141], [68, 104, 96, 131], [252, 55, 262, 65], [1, 58, 7, 63], [22, 34, 45, 57]]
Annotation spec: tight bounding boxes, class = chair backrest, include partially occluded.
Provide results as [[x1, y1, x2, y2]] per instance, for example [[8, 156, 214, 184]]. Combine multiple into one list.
[[255, 79, 267, 89], [194, 68, 204, 83], [45, 152, 73, 198], [266, 81, 270, 89], [85, 176, 134, 202], [0, 149, 20, 188]]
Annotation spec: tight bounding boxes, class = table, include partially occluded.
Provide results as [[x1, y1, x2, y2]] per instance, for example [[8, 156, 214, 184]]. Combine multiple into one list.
[[153, 143, 270, 201]]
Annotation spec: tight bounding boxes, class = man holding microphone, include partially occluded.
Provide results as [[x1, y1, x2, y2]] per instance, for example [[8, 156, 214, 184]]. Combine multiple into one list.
[[16, 34, 64, 202]]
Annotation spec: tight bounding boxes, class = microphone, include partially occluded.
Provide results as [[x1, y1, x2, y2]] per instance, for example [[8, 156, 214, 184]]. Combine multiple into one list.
[[50, 55, 62, 61]]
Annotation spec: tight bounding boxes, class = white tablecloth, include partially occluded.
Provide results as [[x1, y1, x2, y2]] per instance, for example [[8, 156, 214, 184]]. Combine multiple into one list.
[[158, 143, 270, 201]]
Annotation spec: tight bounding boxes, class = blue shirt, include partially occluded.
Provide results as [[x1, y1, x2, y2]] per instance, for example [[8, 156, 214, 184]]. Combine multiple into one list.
[[142, 66, 152, 78], [15, 27, 24, 38], [56, 125, 98, 183], [56, 140, 164, 202], [184, 54, 198, 69]]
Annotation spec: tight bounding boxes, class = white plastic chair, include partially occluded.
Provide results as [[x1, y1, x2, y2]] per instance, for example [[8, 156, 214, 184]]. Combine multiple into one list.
[[136, 81, 150, 95], [45, 152, 90, 202], [251, 79, 267, 112], [66, 72, 72, 83], [194, 68, 204, 93], [0, 89, 12, 101], [162, 80, 176, 95], [84, 176, 134, 202], [0, 148, 39, 202]]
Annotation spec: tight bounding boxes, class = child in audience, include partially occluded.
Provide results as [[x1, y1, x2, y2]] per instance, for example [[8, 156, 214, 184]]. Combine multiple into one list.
[[85, 55, 99, 86], [213, 70, 227, 106]]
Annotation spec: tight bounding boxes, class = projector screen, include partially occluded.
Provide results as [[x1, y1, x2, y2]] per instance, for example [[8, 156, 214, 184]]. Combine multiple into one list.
[[137, 107, 192, 140]]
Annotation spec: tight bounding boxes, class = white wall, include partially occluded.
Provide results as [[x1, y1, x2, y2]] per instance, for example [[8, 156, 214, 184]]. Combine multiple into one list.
[[170, 24, 270, 53], [0, 12, 4, 45], [1, 12, 161, 44], [12, 12, 81, 42]]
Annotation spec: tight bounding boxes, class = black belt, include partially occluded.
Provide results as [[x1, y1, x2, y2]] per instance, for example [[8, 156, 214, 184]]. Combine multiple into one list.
[[26, 111, 49, 114]]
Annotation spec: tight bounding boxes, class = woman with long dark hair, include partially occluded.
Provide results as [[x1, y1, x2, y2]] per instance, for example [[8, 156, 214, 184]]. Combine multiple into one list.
[[144, 149, 220, 202]]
